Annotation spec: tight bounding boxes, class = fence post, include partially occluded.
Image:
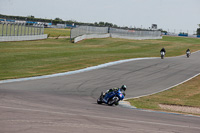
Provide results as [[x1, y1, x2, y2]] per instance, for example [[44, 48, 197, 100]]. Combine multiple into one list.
[[17, 23, 19, 36], [24, 23, 26, 36], [20, 23, 23, 36], [34, 25, 35, 35], [10, 23, 12, 36], [36, 24, 38, 35], [13, 23, 15, 36], [38, 24, 40, 35], [31, 24, 33, 35], [6, 23, 8, 36], [39, 24, 42, 35], [2, 23, 4, 36], [37, 24, 39, 35], [42, 25, 44, 34], [28, 23, 29, 35]]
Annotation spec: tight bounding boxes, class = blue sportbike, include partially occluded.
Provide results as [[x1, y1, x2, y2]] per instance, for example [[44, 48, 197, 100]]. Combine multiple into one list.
[[97, 89, 125, 106]]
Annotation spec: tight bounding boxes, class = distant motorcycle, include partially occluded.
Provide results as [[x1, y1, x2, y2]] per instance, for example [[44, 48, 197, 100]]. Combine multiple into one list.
[[97, 89, 125, 106], [186, 51, 191, 58], [160, 51, 165, 59]]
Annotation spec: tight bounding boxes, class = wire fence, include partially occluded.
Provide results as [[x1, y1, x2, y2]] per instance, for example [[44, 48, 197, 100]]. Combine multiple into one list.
[[0, 22, 44, 36], [70, 26, 162, 41], [70, 26, 108, 39], [109, 28, 161, 37]]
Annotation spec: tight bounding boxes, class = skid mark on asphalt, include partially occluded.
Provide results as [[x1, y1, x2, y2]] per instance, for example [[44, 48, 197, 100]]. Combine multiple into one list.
[[0, 105, 200, 130]]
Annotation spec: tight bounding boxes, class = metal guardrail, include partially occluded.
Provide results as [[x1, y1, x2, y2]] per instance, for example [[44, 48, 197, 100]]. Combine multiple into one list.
[[70, 26, 162, 42], [109, 28, 161, 37], [0, 22, 44, 36], [70, 26, 108, 39]]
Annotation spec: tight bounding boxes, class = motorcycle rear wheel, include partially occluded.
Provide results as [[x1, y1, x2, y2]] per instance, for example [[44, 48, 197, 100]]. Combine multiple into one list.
[[108, 96, 119, 106]]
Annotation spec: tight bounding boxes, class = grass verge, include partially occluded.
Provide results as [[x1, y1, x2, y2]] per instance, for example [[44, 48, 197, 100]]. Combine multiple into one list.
[[44, 28, 70, 37], [127, 74, 200, 115], [0, 36, 199, 80], [0, 35, 200, 115]]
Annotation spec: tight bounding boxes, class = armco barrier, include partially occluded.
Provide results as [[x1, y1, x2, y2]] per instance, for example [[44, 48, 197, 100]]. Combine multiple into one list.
[[74, 34, 110, 43], [0, 34, 48, 42]]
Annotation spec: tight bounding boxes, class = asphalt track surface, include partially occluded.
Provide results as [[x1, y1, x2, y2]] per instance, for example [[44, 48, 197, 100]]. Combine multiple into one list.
[[0, 51, 200, 133]]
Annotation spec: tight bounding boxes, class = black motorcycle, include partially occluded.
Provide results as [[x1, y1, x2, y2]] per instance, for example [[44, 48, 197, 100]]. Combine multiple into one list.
[[186, 51, 191, 58], [160, 51, 165, 59]]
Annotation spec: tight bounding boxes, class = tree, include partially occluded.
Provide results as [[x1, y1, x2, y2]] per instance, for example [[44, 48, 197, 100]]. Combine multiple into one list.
[[99, 22, 105, 26], [54, 17, 62, 21], [113, 24, 118, 28], [94, 22, 98, 26], [105, 22, 113, 27], [196, 24, 200, 35], [197, 28, 200, 35], [27, 15, 34, 18]]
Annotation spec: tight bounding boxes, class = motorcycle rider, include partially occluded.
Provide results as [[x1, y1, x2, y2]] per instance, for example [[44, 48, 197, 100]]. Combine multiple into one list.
[[186, 48, 191, 57], [160, 47, 166, 59], [160, 47, 166, 53], [186, 48, 190, 53], [103, 85, 127, 97]]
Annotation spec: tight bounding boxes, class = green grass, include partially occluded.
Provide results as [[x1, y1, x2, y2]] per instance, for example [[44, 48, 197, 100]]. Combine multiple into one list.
[[44, 28, 70, 37], [0, 36, 199, 80], [127, 74, 200, 115], [0, 35, 200, 115]]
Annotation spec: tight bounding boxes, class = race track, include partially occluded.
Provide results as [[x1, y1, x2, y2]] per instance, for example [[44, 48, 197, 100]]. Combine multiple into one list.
[[0, 51, 200, 133]]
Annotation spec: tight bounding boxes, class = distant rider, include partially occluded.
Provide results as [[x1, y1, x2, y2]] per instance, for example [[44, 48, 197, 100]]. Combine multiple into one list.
[[186, 48, 191, 57], [186, 48, 190, 53], [160, 48, 166, 53]]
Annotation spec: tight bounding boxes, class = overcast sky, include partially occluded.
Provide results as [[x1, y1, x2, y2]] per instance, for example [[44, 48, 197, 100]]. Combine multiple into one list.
[[0, 0, 200, 33]]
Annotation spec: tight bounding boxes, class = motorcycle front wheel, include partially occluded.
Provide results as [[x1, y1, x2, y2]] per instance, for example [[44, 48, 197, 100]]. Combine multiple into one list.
[[97, 97, 103, 104]]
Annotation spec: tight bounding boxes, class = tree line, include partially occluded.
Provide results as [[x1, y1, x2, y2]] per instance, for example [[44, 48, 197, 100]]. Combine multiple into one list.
[[0, 14, 156, 30], [2, 14, 199, 34], [0, 14, 119, 27], [197, 24, 200, 35]]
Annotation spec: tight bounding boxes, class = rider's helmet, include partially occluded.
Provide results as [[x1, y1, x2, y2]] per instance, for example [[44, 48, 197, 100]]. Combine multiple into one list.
[[121, 85, 127, 91]]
